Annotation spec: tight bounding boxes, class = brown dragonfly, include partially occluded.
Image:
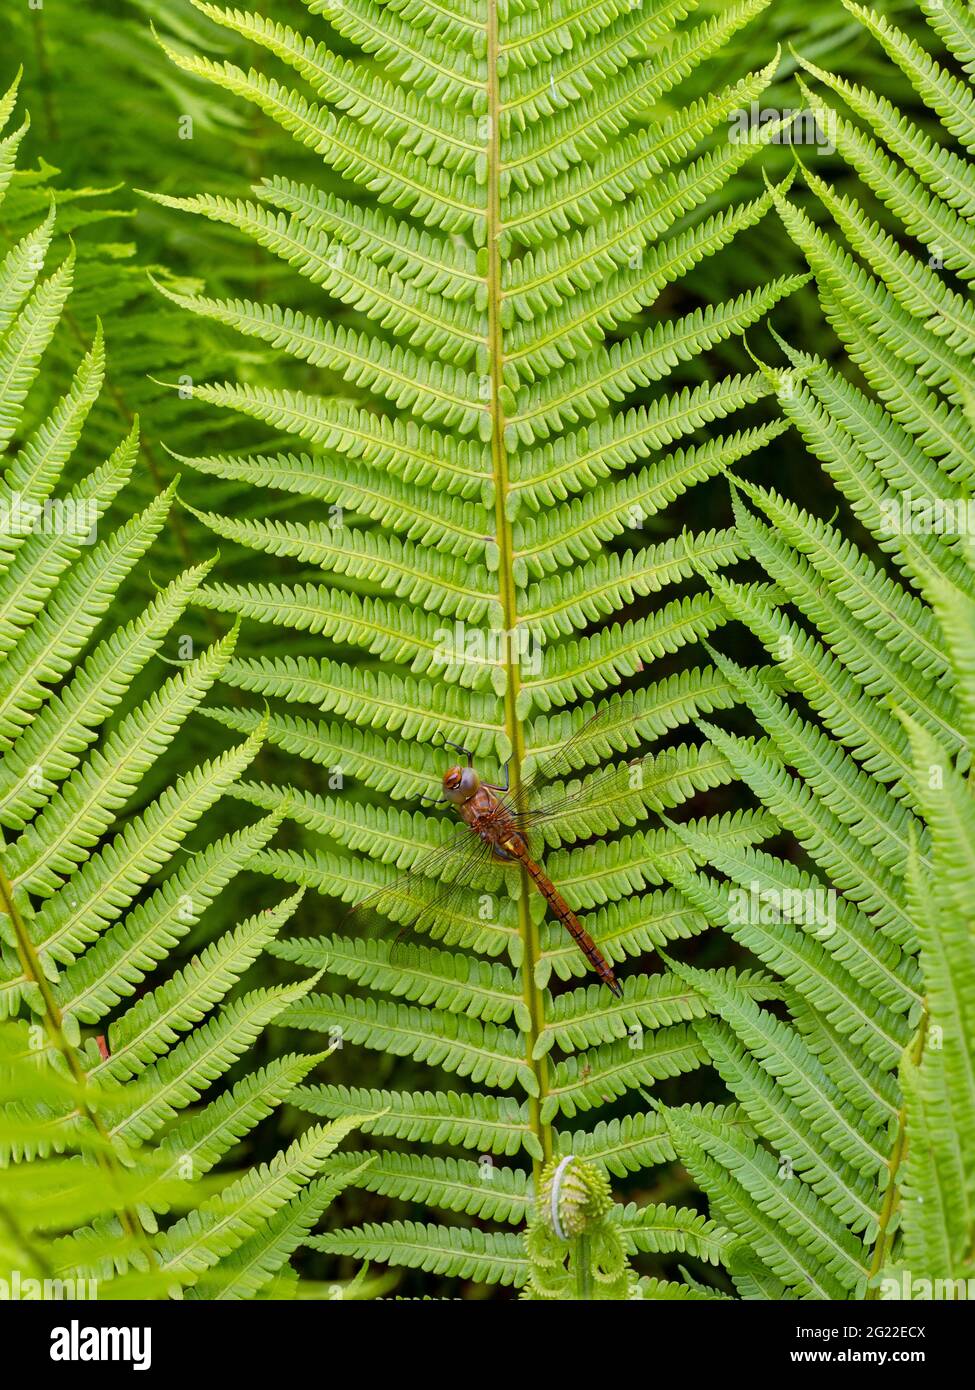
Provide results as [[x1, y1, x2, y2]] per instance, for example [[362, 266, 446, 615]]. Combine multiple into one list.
[[350, 698, 656, 999]]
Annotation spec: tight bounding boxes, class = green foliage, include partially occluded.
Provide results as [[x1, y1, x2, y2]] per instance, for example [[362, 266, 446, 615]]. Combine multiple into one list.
[[668, 0, 975, 1300], [0, 81, 361, 1298], [3, 0, 973, 1304], [891, 714, 975, 1294], [147, 0, 808, 1290], [524, 1155, 636, 1300]]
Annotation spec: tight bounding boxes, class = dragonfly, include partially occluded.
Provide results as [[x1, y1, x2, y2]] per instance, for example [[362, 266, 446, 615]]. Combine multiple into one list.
[[350, 698, 655, 999]]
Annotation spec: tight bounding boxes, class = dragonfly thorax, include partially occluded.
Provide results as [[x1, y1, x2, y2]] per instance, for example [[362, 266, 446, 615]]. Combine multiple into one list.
[[442, 764, 480, 804]]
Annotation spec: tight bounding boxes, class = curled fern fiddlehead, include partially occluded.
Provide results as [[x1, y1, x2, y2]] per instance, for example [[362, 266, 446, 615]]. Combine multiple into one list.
[[524, 1155, 634, 1301]]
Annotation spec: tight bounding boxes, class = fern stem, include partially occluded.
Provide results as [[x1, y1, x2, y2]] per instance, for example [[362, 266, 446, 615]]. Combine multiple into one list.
[[575, 1233, 593, 1301], [485, 0, 551, 1171], [0, 861, 157, 1267]]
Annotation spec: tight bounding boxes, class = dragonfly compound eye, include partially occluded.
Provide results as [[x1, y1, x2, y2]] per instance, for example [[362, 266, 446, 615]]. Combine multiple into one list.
[[443, 765, 479, 802]]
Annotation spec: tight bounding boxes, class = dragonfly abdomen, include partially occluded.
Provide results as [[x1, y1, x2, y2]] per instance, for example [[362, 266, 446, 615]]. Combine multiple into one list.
[[503, 837, 622, 999]]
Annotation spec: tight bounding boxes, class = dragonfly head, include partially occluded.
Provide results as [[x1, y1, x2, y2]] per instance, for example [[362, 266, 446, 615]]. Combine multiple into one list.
[[442, 764, 480, 804]]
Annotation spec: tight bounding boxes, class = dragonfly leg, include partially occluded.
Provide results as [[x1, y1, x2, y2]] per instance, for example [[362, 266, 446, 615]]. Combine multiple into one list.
[[443, 738, 474, 768], [484, 760, 510, 793]]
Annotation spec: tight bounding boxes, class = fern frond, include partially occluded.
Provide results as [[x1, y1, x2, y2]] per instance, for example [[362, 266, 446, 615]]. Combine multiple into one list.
[[679, 0, 975, 1301], [309, 1220, 527, 1288], [0, 84, 353, 1296], [149, 0, 809, 1293]]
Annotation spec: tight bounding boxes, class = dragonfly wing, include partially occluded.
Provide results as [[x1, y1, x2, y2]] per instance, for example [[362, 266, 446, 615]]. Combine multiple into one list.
[[495, 695, 652, 837], [511, 694, 644, 803], [510, 754, 652, 828], [346, 822, 498, 938]]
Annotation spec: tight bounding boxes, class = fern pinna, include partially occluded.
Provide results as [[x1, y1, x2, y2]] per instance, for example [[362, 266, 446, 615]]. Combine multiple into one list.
[[667, 0, 975, 1298], [143, 0, 816, 1294], [0, 81, 365, 1298]]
